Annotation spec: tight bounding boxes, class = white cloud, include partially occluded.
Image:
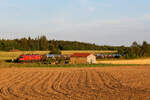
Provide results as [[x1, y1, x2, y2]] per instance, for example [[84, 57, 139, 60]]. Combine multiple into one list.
[[143, 14, 150, 20], [78, 0, 96, 13], [1, 14, 150, 46], [79, 0, 88, 6], [0, 1, 20, 8], [88, 7, 95, 12], [52, 15, 150, 46]]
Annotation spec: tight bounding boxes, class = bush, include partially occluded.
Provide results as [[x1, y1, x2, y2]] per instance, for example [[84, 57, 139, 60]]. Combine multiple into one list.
[[44, 58, 56, 64], [50, 48, 61, 54]]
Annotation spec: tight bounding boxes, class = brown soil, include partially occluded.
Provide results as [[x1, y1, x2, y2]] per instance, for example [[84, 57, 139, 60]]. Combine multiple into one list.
[[0, 66, 150, 100]]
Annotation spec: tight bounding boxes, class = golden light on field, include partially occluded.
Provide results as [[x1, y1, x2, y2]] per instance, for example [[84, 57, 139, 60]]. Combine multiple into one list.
[[62, 50, 117, 55], [0, 67, 150, 99], [0, 50, 116, 61], [97, 58, 150, 65]]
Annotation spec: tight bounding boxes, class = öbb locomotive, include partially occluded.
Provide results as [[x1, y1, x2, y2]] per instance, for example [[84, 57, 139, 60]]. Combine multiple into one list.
[[18, 54, 42, 63]]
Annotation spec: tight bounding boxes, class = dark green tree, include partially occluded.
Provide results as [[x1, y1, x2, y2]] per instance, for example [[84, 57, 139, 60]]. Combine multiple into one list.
[[50, 48, 61, 54], [50, 40, 61, 54], [21, 38, 28, 50], [131, 41, 141, 57], [140, 41, 150, 56], [39, 36, 49, 50]]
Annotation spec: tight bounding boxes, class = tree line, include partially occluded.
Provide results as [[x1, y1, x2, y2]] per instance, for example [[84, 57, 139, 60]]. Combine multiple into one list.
[[0, 36, 49, 51], [118, 41, 150, 58], [0, 36, 120, 51], [0, 36, 150, 58]]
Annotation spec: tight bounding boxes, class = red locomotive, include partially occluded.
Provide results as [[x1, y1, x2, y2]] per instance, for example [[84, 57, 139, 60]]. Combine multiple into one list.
[[18, 54, 42, 62]]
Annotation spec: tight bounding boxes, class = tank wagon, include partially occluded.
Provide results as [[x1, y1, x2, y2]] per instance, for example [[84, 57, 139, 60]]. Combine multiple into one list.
[[96, 54, 121, 59], [18, 54, 42, 63]]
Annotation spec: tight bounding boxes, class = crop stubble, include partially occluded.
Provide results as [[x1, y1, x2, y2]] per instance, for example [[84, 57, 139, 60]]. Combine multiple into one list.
[[0, 67, 150, 100]]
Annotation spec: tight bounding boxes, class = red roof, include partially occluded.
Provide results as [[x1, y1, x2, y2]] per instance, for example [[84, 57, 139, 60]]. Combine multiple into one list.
[[71, 53, 91, 57]]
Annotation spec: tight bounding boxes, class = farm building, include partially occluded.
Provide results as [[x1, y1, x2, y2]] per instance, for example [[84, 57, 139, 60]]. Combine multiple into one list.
[[70, 53, 96, 64]]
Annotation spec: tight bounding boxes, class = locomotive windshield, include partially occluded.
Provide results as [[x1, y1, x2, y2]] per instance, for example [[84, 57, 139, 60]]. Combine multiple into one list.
[[20, 56, 23, 58]]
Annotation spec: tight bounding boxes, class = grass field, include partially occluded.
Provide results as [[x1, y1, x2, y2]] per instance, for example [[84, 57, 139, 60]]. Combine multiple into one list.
[[0, 51, 49, 61], [1, 50, 150, 66], [0, 66, 150, 100], [97, 58, 150, 65], [0, 50, 117, 61], [0, 62, 143, 68], [0, 51, 150, 99], [62, 50, 117, 55]]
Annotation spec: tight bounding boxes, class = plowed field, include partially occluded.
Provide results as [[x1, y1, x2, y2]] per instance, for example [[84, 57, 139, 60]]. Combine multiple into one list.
[[0, 67, 150, 100]]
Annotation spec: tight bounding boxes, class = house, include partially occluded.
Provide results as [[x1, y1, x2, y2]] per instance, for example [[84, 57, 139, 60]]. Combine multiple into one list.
[[70, 53, 96, 64]]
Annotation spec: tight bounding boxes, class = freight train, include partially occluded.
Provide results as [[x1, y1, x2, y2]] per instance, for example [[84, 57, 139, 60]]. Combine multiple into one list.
[[17, 54, 70, 64], [96, 54, 121, 59]]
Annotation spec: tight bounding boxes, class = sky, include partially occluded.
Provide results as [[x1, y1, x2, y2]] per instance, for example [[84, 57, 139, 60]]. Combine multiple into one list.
[[0, 0, 150, 46]]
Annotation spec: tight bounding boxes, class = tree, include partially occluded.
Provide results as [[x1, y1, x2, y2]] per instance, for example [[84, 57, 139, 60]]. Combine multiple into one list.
[[50, 40, 61, 54], [130, 41, 141, 57], [118, 46, 125, 55], [131, 41, 139, 47], [50, 47, 61, 54], [21, 38, 28, 50], [140, 41, 150, 56], [39, 36, 49, 50]]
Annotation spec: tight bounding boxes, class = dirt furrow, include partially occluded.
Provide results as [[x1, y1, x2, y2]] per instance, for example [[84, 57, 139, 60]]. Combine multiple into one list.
[[0, 67, 150, 100]]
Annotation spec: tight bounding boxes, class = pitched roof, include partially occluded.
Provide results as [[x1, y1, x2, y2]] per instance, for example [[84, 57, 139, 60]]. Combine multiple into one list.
[[71, 53, 91, 57]]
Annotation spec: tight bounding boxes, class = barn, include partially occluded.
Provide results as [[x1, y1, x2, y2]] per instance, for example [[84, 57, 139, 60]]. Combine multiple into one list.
[[70, 53, 96, 64]]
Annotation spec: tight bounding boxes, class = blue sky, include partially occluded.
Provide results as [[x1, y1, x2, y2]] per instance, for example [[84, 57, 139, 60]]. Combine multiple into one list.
[[0, 0, 150, 46]]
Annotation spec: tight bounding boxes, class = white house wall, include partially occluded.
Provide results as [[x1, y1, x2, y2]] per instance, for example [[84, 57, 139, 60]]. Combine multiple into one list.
[[87, 54, 96, 64]]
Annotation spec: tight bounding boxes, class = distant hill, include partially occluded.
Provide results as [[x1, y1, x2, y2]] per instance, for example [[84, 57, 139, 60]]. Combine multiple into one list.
[[49, 40, 120, 50], [0, 36, 121, 51], [0, 36, 149, 59]]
